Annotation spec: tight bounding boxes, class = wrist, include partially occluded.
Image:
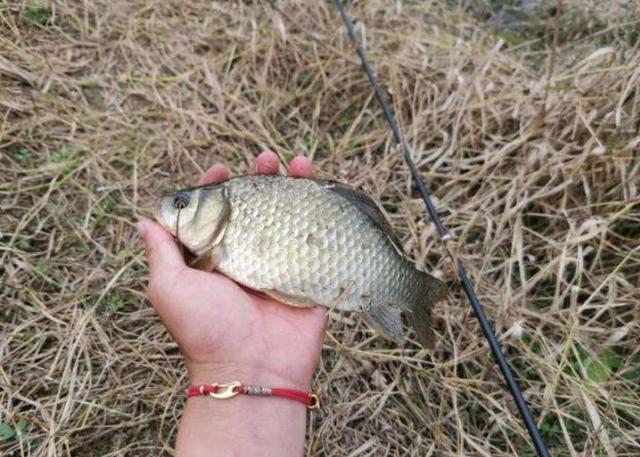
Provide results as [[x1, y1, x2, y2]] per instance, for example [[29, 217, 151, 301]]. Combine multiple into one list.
[[186, 360, 313, 392], [178, 360, 310, 457]]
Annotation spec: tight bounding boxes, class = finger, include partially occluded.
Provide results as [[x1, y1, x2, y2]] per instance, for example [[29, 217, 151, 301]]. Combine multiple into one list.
[[199, 163, 230, 185], [136, 217, 185, 277], [138, 217, 252, 335], [287, 155, 313, 178], [256, 150, 280, 175]]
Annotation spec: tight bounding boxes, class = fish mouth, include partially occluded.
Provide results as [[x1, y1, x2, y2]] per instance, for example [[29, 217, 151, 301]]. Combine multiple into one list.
[[153, 198, 177, 236]]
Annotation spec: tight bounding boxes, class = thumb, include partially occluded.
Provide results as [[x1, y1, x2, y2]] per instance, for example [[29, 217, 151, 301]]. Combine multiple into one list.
[[136, 217, 185, 275]]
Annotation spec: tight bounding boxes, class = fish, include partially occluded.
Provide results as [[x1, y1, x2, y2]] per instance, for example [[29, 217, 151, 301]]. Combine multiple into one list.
[[154, 175, 447, 348]]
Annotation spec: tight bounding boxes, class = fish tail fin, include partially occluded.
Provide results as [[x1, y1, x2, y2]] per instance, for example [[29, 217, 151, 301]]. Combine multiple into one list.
[[408, 272, 447, 349]]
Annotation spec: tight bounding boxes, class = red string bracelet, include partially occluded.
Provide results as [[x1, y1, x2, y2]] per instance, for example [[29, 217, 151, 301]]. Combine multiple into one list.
[[186, 381, 320, 409]]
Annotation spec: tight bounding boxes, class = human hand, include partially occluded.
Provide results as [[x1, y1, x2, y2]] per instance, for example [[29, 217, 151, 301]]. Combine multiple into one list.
[[137, 151, 327, 390]]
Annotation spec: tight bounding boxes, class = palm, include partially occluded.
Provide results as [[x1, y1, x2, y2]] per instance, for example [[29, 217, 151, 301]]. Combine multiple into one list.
[[160, 268, 326, 385]]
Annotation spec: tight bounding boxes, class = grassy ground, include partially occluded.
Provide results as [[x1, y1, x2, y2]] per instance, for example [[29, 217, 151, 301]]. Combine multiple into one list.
[[1, 1, 639, 455]]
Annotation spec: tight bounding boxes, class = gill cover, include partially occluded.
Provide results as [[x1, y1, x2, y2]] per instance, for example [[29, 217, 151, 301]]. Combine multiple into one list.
[[155, 185, 231, 255]]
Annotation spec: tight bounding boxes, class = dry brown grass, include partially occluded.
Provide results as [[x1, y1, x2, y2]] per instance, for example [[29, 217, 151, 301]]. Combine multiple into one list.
[[1, 1, 639, 455]]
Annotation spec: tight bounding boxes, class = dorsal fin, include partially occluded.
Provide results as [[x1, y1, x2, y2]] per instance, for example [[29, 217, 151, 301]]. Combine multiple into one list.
[[315, 179, 404, 256]]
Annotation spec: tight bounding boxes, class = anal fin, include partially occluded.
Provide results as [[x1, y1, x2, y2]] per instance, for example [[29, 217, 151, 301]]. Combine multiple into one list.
[[363, 305, 403, 342]]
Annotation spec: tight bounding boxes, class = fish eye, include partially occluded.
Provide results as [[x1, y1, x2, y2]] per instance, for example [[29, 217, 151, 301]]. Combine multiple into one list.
[[173, 192, 191, 209]]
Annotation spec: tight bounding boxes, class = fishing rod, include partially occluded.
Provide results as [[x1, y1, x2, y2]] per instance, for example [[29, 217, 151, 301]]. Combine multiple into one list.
[[334, 1, 551, 456]]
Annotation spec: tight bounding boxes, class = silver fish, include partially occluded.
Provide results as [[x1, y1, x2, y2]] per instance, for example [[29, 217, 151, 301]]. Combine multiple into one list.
[[155, 175, 446, 347]]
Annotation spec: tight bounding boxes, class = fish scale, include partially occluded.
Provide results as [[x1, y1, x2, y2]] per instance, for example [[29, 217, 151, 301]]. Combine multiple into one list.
[[215, 177, 415, 309]]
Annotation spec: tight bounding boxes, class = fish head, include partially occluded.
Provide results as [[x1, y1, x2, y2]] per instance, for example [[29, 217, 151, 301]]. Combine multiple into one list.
[[154, 184, 230, 255]]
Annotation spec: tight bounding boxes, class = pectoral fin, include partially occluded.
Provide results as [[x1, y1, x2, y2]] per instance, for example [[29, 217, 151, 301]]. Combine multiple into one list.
[[189, 249, 216, 271], [363, 305, 403, 342], [264, 290, 319, 308]]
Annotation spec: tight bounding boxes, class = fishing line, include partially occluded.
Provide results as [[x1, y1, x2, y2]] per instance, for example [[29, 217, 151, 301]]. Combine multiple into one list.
[[174, 193, 189, 260], [175, 209, 184, 259], [334, 2, 551, 456]]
